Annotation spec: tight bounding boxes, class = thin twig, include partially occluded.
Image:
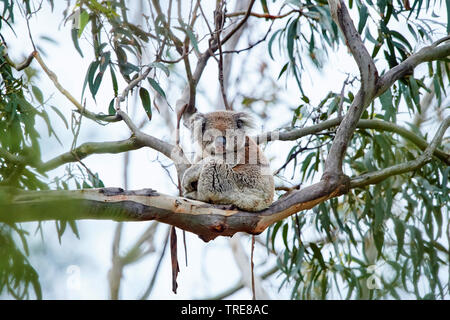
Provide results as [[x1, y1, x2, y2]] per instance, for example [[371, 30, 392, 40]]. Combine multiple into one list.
[[33, 52, 119, 122], [226, 9, 301, 20]]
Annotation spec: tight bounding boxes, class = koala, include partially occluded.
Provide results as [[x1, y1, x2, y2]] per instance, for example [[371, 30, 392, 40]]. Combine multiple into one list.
[[182, 111, 274, 212]]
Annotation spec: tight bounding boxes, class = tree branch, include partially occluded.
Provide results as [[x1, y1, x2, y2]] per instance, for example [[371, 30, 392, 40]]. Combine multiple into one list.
[[376, 37, 450, 97], [33, 52, 120, 123], [38, 137, 143, 172], [323, 0, 378, 177], [4, 51, 35, 71], [350, 116, 450, 188], [256, 118, 450, 165]]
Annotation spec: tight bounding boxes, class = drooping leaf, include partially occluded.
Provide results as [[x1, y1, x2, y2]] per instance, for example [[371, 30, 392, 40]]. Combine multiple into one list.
[[139, 87, 152, 120], [148, 78, 166, 99], [358, 4, 369, 34]]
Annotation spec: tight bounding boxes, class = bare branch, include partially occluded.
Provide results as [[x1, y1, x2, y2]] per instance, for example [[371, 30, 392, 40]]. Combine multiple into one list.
[[33, 52, 120, 123], [3, 50, 35, 71], [323, 0, 378, 177], [115, 66, 153, 110], [225, 9, 301, 20], [38, 137, 143, 172], [256, 118, 450, 165]]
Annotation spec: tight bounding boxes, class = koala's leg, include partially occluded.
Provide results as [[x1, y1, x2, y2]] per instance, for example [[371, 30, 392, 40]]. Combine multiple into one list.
[[182, 163, 203, 199], [229, 190, 269, 211], [196, 161, 274, 211], [228, 165, 275, 212], [196, 160, 234, 203]]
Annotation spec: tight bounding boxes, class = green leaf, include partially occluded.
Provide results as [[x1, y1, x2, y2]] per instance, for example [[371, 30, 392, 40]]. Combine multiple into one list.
[[309, 243, 327, 270], [175, 24, 200, 54], [84, 60, 99, 100], [277, 62, 288, 80], [282, 223, 289, 250], [301, 152, 316, 181], [185, 27, 200, 54], [110, 65, 118, 97], [139, 87, 152, 120], [78, 10, 90, 38], [50, 106, 68, 129], [390, 30, 412, 51], [150, 62, 170, 77], [91, 72, 103, 98], [108, 98, 116, 115], [358, 4, 368, 34], [261, 0, 269, 14], [68, 220, 80, 239], [393, 218, 405, 260], [99, 51, 111, 74], [447, 0, 450, 33], [287, 19, 298, 61], [148, 78, 166, 99], [268, 29, 282, 60], [71, 28, 84, 57], [270, 221, 283, 250], [408, 77, 420, 109], [32, 85, 44, 104], [379, 88, 395, 121]]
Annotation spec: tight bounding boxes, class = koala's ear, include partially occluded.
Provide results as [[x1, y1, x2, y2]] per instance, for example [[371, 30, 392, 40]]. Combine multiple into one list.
[[188, 113, 206, 130], [234, 112, 255, 130]]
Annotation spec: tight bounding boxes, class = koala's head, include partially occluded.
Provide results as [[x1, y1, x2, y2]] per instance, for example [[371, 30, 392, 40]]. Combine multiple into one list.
[[188, 111, 254, 156]]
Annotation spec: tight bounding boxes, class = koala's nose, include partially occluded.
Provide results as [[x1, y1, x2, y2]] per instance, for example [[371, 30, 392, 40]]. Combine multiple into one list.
[[215, 136, 226, 147]]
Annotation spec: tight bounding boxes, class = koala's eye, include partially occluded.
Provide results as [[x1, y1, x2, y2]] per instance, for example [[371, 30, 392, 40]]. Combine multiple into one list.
[[236, 119, 244, 129], [201, 121, 206, 133]]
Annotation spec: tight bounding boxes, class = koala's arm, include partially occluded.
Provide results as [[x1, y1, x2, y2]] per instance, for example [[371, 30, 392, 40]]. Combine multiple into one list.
[[181, 163, 202, 199]]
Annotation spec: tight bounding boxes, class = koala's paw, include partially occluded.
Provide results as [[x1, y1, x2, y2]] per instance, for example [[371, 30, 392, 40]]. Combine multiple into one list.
[[182, 176, 198, 194], [183, 191, 198, 200]]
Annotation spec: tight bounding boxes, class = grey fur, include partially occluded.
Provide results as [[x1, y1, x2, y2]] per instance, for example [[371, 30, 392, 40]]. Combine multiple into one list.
[[182, 111, 274, 212]]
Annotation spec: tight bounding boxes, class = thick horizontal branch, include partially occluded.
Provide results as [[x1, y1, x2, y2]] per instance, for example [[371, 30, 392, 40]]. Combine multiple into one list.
[[0, 178, 349, 242], [1, 114, 446, 241]]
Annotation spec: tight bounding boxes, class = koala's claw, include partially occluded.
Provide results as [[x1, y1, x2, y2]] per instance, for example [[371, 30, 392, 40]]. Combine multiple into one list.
[[184, 191, 198, 200]]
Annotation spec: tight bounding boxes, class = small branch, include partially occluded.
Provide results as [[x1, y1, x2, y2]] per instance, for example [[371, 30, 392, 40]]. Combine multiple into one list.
[[225, 9, 300, 20], [116, 110, 190, 178], [351, 116, 450, 188], [33, 52, 120, 123], [38, 137, 143, 172], [115, 66, 153, 110], [3, 51, 35, 71], [216, 0, 256, 50], [139, 227, 170, 300], [256, 118, 450, 165], [109, 222, 124, 300], [376, 37, 450, 97]]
